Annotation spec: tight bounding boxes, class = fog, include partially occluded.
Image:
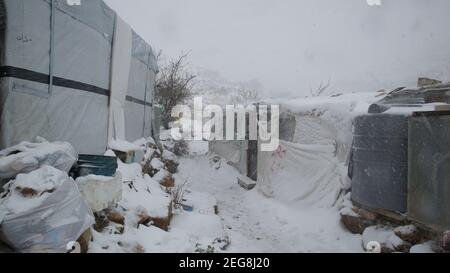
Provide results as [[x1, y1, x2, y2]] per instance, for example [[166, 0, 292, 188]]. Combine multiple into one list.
[[105, 0, 450, 97]]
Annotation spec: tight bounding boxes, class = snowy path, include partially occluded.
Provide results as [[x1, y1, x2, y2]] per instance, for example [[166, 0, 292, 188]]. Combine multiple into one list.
[[175, 145, 363, 253]]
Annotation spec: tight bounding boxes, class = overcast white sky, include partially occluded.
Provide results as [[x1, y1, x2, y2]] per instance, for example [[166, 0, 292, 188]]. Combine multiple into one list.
[[105, 0, 450, 96]]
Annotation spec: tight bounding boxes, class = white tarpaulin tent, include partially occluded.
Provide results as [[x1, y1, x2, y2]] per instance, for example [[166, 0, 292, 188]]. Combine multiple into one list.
[[210, 93, 381, 208], [0, 0, 159, 155]]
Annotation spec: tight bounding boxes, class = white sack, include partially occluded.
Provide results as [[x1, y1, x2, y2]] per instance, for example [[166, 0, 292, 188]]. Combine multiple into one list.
[[0, 166, 94, 253], [0, 140, 77, 180]]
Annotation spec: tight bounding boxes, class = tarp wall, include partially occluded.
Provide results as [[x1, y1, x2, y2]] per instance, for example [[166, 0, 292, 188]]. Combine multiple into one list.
[[0, 0, 158, 154]]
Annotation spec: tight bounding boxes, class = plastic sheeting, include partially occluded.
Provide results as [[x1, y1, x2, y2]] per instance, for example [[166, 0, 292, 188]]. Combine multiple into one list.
[[0, 140, 77, 180], [0, 166, 94, 253], [0, 0, 159, 155], [209, 140, 248, 176], [257, 140, 348, 208], [108, 15, 132, 142]]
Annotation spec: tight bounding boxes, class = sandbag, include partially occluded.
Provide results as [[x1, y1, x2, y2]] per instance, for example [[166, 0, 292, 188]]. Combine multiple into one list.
[[0, 166, 94, 253], [0, 139, 77, 180]]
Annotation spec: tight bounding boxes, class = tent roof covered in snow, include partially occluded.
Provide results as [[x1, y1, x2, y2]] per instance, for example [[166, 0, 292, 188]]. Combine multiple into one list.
[[0, 0, 159, 154]]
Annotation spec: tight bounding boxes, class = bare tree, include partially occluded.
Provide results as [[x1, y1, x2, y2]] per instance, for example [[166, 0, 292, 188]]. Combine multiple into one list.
[[310, 79, 331, 97], [155, 52, 196, 129]]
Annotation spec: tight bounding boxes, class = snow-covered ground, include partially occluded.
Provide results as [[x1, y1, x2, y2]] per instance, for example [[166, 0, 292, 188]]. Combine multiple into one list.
[[173, 140, 363, 253]]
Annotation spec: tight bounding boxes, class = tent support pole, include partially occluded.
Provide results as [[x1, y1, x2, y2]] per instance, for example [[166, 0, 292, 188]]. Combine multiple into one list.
[[143, 52, 151, 137], [48, 0, 56, 95]]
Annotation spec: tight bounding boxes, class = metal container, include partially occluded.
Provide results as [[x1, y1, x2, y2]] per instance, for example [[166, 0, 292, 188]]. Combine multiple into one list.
[[70, 154, 118, 179], [351, 114, 409, 213], [408, 111, 450, 232]]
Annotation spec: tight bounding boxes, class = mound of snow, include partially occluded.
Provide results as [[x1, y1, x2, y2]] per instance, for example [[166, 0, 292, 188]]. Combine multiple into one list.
[[0, 140, 77, 180]]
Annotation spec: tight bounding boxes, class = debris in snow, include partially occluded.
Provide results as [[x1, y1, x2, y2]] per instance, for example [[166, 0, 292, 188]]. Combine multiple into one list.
[[0, 166, 94, 253], [160, 175, 175, 189], [362, 225, 411, 253], [77, 229, 92, 253], [162, 150, 180, 174], [339, 193, 377, 234], [340, 207, 377, 235], [106, 211, 125, 226], [394, 225, 424, 245], [0, 140, 77, 180]]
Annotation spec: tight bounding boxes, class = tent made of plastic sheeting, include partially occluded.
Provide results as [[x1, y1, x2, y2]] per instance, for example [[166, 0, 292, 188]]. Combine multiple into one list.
[[257, 140, 349, 208], [0, 0, 159, 155], [210, 95, 378, 208]]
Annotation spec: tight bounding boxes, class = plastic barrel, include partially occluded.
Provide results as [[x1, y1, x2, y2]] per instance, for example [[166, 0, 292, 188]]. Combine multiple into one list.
[[351, 114, 409, 214]]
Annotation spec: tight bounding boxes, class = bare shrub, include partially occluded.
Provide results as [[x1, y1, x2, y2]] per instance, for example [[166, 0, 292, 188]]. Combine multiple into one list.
[[171, 180, 190, 209], [310, 79, 331, 97], [155, 52, 196, 129]]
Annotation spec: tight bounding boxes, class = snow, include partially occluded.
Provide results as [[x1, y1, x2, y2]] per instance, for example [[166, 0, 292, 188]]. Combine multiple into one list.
[[0, 140, 77, 179], [362, 226, 405, 251], [0, 166, 67, 214], [171, 212, 226, 245], [117, 160, 171, 219], [263, 92, 381, 159], [394, 225, 418, 236], [150, 158, 164, 171], [109, 138, 143, 152], [174, 152, 363, 253], [410, 241, 436, 253], [76, 173, 123, 213], [0, 165, 94, 253], [162, 150, 178, 163]]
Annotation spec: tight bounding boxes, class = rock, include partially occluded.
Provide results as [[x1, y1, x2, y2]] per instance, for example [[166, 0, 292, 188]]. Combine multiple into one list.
[[442, 231, 450, 251], [363, 225, 412, 253], [340, 207, 374, 235], [162, 150, 179, 174], [141, 159, 159, 177], [93, 212, 110, 233], [237, 176, 256, 191], [77, 229, 92, 253], [160, 175, 175, 189], [394, 225, 424, 245], [137, 203, 173, 231], [357, 208, 378, 222], [418, 77, 442, 87], [164, 160, 179, 174], [106, 211, 125, 226]]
